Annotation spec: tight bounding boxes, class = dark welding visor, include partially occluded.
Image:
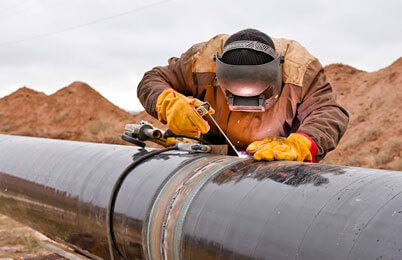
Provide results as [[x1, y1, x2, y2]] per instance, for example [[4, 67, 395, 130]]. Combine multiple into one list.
[[215, 40, 283, 112]]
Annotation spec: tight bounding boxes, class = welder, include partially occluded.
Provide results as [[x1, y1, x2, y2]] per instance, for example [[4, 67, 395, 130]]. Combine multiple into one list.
[[137, 28, 349, 162]]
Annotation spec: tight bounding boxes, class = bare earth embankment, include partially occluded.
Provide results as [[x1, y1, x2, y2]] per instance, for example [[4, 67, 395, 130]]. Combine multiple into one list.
[[322, 58, 402, 170]]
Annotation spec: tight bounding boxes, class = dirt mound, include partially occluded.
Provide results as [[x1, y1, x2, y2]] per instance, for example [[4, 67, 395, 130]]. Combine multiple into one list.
[[0, 81, 162, 145], [322, 58, 402, 170]]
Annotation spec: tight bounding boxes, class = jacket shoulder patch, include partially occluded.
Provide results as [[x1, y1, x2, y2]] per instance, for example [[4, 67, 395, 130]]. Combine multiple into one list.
[[192, 34, 230, 73], [273, 38, 317, 87]]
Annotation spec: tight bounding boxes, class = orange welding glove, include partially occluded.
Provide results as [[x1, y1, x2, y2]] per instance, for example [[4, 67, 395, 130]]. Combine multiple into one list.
[[155, 89, 214, 137], [246, 133, 318, 162]]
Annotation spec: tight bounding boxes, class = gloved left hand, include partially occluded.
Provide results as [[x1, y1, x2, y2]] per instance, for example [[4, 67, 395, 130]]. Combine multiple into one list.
[[246, 133, 317, 162], [155, 89, 214, 137]]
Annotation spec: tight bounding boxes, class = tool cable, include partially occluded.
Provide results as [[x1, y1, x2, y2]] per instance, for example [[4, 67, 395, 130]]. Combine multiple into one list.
[[106, 146, 176, 260]]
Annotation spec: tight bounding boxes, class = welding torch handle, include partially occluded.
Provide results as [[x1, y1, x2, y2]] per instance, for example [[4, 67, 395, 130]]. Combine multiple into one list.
[[196, 102, 211, 117]]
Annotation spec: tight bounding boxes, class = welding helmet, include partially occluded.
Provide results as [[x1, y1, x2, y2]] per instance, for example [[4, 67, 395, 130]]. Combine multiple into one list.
[[215, 40, 284, 112]]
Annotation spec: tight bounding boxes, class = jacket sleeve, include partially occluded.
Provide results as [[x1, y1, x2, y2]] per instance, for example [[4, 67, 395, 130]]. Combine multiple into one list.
[[137, 42, 203, 118], [296, 59, 349, 161]]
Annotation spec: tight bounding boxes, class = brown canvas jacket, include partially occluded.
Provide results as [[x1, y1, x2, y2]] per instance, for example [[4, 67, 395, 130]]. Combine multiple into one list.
[[137, 34, 349, 161]]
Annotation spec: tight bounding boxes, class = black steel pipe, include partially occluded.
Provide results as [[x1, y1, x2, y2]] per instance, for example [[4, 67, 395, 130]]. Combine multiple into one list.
[[0, 134, 401, 260]]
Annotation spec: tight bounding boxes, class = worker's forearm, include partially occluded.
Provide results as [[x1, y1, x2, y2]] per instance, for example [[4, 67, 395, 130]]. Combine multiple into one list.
[[298, 106, 349, 161], [137, 68, 172, 118], [296, 60, 349, 161], [137, 50, 199, 117]]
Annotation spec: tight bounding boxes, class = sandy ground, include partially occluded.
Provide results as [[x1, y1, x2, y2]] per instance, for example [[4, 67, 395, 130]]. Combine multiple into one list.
[[322, 58, 402, 169], [0, 214, 58, 259]]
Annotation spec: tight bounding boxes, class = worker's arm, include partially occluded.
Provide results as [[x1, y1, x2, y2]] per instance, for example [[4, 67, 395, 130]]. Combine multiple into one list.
[[296, 59, 349, 161], [137, 42, 204, 118]]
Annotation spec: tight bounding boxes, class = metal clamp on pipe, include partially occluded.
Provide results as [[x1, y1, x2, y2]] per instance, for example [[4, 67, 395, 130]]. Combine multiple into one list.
[[173, 143, 211, 153]]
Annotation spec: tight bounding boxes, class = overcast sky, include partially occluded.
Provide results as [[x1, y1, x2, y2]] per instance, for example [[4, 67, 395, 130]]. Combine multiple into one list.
[[0, 0, 401, 111]]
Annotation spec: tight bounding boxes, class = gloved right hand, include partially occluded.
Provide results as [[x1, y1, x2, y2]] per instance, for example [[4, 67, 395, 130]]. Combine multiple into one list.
[[155, 89, 214, 137], [246, 134, 316, 162]]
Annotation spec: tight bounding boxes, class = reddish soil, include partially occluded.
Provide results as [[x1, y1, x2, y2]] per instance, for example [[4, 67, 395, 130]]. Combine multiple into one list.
[[0, 215, 56, 258], [322, 58, 402, 170], [0, 81, 163, 147]]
